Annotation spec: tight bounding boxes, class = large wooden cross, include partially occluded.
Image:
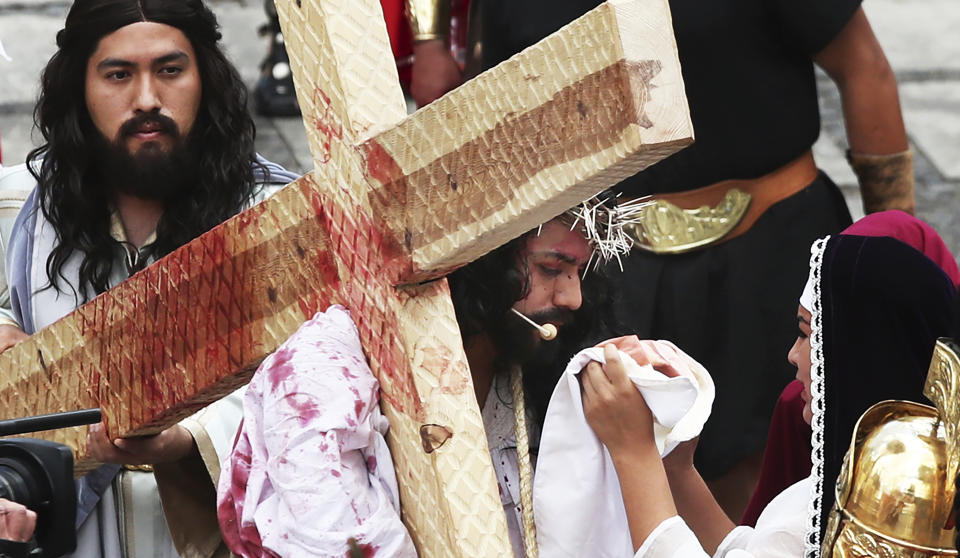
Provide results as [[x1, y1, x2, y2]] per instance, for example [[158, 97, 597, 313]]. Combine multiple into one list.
[[0, 0, 690, 555]]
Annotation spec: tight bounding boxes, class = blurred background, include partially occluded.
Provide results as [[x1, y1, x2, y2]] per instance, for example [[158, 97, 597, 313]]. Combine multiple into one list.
[[1, 0, 957, 257]]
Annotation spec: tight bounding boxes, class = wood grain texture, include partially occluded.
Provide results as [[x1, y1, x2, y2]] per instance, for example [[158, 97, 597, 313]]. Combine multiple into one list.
[[374, 0, 692, 281], [0, 0, 689, 554]]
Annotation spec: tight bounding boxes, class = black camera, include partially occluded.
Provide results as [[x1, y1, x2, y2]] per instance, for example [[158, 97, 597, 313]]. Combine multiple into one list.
[[0, 439, 76, 557]]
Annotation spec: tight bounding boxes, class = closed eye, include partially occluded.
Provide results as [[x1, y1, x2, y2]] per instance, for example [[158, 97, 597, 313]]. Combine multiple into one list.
[[538, 265, 562, 277]]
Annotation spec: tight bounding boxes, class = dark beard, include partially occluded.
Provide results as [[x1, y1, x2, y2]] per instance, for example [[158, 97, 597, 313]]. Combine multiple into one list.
[[91, 112, 197, 201], [491, 307, 576, 371]]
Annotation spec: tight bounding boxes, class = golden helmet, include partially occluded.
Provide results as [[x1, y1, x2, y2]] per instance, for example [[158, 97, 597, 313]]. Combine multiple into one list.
[[824, 400, 957, 557]]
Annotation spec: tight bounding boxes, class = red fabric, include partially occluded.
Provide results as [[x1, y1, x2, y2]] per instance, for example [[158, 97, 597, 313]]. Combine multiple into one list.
[[843, 210, 960, 286], [381, 0, 413, 86], [740, 210, 960, 525], [740, 380, 810, 526], [381, 0, 471, 89], [741, 211, 957, 526]]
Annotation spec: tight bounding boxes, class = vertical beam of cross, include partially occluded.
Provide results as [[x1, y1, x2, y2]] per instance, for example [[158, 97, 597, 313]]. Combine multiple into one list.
[[274, 1, 514, 552]]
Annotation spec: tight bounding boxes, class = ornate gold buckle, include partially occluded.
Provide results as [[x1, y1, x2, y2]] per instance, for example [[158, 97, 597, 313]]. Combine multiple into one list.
[[624, 189, 752, 254]]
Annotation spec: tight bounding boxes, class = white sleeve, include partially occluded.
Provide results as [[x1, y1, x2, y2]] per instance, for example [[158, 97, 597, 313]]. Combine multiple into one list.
[[179, 387, 245, 483], [715, 526, 758, 556], [633, 517, 764, 558], [151, 388, 246, 558], [634, 516, 710, 558]]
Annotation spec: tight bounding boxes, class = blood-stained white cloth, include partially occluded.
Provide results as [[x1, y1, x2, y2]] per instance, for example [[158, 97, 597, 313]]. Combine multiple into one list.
[[216, 305, 416, 558], [534, 341, 715, 558]]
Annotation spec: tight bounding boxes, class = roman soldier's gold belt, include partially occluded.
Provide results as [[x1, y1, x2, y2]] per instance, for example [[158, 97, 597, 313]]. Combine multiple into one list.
[[623, 151, 818, 254]]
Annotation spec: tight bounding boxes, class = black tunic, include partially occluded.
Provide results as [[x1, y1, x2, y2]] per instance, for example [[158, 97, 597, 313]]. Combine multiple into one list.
[[479, 0, 860, 477]]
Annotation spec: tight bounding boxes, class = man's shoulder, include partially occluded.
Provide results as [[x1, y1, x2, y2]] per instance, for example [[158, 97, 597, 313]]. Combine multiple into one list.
[[0, 164, 37, 202], [0, 164, 36, 237], [252, 155, 301, 203], [254, 156, 300, 187]]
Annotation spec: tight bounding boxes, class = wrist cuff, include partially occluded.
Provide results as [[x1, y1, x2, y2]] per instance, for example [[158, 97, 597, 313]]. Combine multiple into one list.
[[847, 149, 915, 214], [406, 0, 450, 42]]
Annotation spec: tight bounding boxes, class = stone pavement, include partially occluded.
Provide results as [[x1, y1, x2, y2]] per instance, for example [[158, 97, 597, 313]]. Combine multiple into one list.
[[0, 0, 957, 257]]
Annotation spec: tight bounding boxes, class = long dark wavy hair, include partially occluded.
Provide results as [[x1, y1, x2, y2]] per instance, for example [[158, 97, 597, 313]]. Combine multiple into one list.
[[448, 228, 622, 427], [26, 0, 263, 298]]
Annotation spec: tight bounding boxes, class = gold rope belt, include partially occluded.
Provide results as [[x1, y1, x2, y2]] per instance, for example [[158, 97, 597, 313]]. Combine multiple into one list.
[[623, 150, 818, 254]]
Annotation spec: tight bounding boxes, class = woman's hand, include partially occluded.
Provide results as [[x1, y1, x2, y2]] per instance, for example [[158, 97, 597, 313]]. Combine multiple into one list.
[[581, 344, 656, 456], [596, 336, 683, 379]]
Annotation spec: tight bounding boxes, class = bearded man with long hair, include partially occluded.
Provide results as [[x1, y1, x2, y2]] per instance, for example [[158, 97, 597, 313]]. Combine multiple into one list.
[[215, 206, 625, 557], [0, 1, 297, 556], [443, 207, 623, 556]]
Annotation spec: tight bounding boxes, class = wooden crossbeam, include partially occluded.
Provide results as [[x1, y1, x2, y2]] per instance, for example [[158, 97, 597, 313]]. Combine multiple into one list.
[[0, 0, 690, 555]]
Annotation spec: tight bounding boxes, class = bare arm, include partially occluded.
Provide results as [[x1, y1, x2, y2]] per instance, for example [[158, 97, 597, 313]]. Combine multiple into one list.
[[406, 0, 461, 107], [584, 341, 737, 554], [662, 440, 736, 555], [410, 39, 462, 107], [814, 8, 906, 155], [814, 7, 913, 213]]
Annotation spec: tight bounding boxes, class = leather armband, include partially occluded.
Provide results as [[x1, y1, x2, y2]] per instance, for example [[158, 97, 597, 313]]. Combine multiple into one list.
[[405, 0, 451, 43], [847, 149, 915, 215]]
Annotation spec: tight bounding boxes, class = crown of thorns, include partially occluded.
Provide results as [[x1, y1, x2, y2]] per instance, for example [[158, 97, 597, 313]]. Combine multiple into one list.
[[551, 192, 645, 275]]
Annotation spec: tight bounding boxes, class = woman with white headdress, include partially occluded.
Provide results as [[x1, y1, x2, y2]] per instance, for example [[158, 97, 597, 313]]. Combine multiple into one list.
[[581, 211, 956, 557]]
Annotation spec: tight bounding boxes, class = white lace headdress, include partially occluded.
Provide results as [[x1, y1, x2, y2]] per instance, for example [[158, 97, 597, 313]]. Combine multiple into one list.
[[804, 235, 830, 558]]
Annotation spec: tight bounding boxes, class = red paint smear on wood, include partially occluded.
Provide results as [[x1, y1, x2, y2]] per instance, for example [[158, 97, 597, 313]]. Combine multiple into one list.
[[297, 176, 422, 418], [312, 87, 343, 164], [80, 217, 260, 437], [361, 140, 403, 185], [235, 201, 269, 232], [359, 140, 408, 259], [294, 177, 341, 320]]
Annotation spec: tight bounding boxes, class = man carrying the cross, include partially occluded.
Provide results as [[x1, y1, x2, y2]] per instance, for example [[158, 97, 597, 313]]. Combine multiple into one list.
[[217, 196, 630, 557], [0, 1, 297, 556]]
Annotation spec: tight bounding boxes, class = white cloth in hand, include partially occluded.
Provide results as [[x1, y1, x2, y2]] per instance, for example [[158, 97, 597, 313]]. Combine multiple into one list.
[[534, 340, 714, 558]]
